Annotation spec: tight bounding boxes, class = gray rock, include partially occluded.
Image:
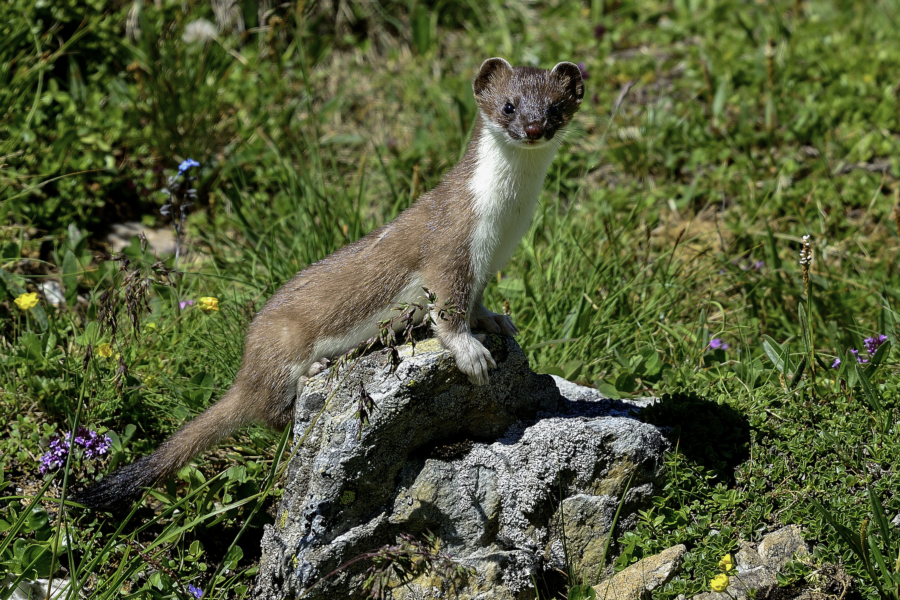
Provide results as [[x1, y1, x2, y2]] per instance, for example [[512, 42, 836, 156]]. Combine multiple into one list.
[[255, 336, 667, 599], [1, 576, 72, 600], [592, 544, 687, 600], [757, 525, 808, 571], [692, 526, 810, 600], [37, 280, 65, 307], [107, 222, 176, 255]]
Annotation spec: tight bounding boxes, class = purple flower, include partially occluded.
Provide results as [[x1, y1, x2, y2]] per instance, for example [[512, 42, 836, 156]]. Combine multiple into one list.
[[832, 358, 841, 369], [178, 158, 200, 173], [753, 260, 765, 271], [39, 427, 112, 474], [864, 334, 887, 356], [180, 299, 194, 310], [594, 24, 607, 40], [188, 585, 203, 599], [577, 62, 589, 81], [850, 348, 868, 364], [709, 338, 729, 350]]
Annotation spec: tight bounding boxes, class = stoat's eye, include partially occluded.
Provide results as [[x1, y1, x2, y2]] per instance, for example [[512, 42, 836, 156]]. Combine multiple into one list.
[[547, 104, 561, 118], [503, 102, 515, 115]]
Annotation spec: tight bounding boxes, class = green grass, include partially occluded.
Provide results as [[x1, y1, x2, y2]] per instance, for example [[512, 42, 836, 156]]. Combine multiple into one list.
[[4, 0, 900, 597]]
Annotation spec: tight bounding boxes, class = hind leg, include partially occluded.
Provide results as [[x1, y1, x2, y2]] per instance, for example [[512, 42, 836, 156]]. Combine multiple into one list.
[[267, 358, 332, 430]]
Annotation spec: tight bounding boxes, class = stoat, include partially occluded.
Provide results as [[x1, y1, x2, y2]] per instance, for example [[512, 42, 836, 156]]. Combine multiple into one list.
[[74, 57, 584, 510]]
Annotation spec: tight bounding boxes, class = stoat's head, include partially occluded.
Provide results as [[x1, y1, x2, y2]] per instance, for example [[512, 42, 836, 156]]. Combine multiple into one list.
[[473, 57, 584, 149]]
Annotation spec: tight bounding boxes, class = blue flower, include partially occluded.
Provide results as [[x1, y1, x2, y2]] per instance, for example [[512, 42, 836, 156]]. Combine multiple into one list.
[[187, 584, 203, 598], [178, 159, 200, 173], [709, 338, 729, 350]]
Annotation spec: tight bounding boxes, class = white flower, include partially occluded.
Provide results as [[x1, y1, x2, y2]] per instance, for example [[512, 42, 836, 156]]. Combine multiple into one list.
[[182, 19, 218, 44]]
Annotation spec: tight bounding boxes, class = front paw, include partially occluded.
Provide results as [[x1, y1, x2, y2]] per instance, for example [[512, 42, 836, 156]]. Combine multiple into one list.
[[449, 334, 497, 386], [470, 313, 519, 337]]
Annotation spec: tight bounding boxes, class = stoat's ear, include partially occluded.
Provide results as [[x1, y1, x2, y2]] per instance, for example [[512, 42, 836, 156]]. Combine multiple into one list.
[[550, 61, 585, 105], [473, 57, 514, 97]]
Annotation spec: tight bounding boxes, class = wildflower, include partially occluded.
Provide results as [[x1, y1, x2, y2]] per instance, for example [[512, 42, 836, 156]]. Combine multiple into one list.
[[178, 158, 201, 173], [182, 19, 217, 44], [187, 584, 204, 599], [199, 296, 219, 312], [832, 358, 841, 369], [39, 427, 112, 474], [718, 554, 734, 572], [799, 235, 812, 265], [14, 292, 38, 311], [864, 334, 887, 356], [577, 62, 589, 80], [710, 573, 730, 592], [709, 338, 730, 350], [97, 343, 113, 358], [180, 299, 194, 310], [850, 348, 868, 364], [753, 260, 765, 271]]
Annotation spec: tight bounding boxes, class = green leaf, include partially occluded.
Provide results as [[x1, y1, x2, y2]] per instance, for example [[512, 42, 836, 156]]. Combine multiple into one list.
[[568, 583, 597, 600], [562, 294, 588, 339], [790, 357, 806, 389], [615, 372, 638, 394], [26, 508, 49, 533], [61, 249, 78, 306], [854, 360, 883, 416], [867, 535, 893, 592], [20, 543, 53, 578], [224, 544, 243, 570], [868, 340, 891, 369], [563, 360, 584, 381], [762, 336, 785, 373], [496, 277, 525, 298], [868, 488, 892, 553], [226, 465, 248, 484], [594, 382, 620, 399]]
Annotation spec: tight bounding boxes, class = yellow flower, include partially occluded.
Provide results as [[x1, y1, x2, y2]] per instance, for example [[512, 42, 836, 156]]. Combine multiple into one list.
[[14, 292, 38, 311], [97, 343, 113, 358], [710, 574, 730, 592], [718, 553, 734, 572], [199, 297, 219, 312]]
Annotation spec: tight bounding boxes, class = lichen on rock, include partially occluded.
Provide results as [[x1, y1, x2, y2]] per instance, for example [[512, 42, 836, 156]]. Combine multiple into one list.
[[254, 335, 667, 599]]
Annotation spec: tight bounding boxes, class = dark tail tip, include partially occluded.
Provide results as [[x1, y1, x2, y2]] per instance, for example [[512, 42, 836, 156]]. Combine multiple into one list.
[[70, 457, 159, 512]]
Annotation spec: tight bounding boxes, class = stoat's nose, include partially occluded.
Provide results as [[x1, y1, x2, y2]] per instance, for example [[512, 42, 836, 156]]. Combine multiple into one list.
[[524, 123, 543, 140]]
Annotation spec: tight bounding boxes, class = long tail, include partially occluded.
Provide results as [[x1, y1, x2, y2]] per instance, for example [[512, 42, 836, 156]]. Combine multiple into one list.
[[72, 388, 254, 512]]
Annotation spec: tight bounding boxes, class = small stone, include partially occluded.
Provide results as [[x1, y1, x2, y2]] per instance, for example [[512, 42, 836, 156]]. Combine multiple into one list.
[[38, 281, 65, 306], [735, 543, 766, 572], [757, 525, 809, 571], [592, 544, 687, 600]]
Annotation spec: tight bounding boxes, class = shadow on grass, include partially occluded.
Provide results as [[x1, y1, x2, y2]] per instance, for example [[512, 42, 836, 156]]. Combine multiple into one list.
[[640, 392, 750, 483]]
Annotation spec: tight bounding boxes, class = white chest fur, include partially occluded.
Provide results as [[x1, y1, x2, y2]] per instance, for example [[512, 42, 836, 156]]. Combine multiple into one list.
[[468, 122, 559, 291]]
